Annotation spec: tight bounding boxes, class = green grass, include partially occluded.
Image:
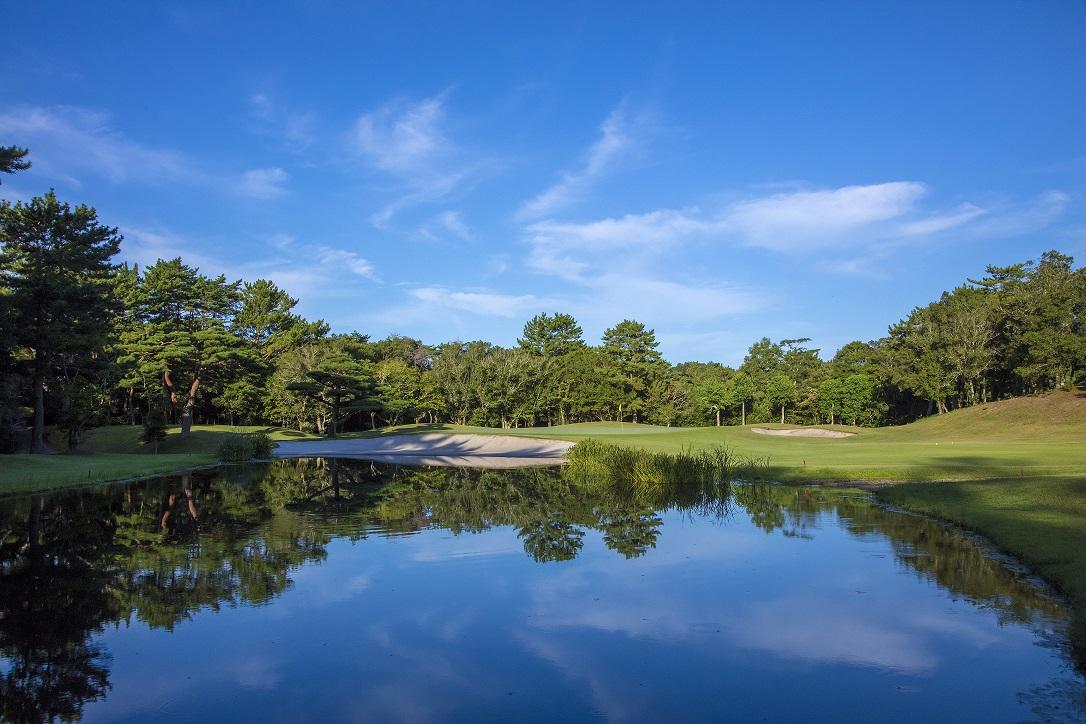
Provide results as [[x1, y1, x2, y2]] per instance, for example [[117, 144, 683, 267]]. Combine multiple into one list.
[[63, 423, 319, 455], [0, 452, 214, 496], [0, 425, 321, 495]]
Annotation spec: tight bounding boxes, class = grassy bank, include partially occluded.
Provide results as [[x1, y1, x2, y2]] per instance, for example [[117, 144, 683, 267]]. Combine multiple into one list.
[[0, 452, 215, 496], [0, 425, 319, 495], [877, 477, 1086, 604]]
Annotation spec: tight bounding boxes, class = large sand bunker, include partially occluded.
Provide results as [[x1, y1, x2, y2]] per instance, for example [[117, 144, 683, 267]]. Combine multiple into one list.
[[273, 433, 574, 468], [750, 427, 855, 439]]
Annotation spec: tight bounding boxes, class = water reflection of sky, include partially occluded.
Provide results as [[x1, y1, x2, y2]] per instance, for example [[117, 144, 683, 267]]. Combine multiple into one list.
[[75, 503, 1082, 723]]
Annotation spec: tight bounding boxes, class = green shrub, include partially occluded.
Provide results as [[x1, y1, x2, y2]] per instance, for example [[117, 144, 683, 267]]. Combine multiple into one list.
[[217, 431, 274, 462]]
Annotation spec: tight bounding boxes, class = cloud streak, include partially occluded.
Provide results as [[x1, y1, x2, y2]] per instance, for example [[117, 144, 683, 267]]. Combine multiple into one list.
[[238, 167, 289, 199], [520, 180, 1063, 282], [0, 104, 295, 200], [0, 105, 196, 186], [351, 94, 491, 226], [516, 104, 646, 221]]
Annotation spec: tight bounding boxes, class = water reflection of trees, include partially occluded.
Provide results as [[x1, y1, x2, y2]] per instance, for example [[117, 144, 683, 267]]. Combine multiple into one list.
[[0, 470, 331, 722], [735, 484, 1068, 625], [0, 459, 1077, 721]]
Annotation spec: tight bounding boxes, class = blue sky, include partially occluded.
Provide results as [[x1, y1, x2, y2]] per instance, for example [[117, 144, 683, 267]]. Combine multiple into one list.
[[2, 1, 1084, 364]]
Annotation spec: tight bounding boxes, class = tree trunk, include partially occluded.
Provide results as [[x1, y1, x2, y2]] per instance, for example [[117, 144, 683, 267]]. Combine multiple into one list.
[[30, 368, 46, 453], [716, 408, 721, 427], [181, 396, 195, 437], [780, 405, 785, 425], [741, 401, 746, 426]]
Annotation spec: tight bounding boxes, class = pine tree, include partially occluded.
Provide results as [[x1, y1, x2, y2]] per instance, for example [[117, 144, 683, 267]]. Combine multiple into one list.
[[518, 313, 585, 356], [0, 191, 121, 452], [0, 146, 30, 181], [601, 320, 664, 423], [118, 258, 251, 437]]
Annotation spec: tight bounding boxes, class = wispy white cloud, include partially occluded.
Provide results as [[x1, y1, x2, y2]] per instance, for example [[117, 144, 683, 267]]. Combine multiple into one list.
[[961, 190, 1070, 238], [0, 105, 197, 186], [515, 104, 648, 221], [316, 247, 379, 281], [237, 167, 289, 199], [372, 272, 762, 346], [521, 181, 1064, 282], [896, 202, 986, 236], [0, 104, 296, 202], [119, 224, 378, 306], [724, 181, 927, 250], [248, 92, 317, 153], [409, 287, 547, 318], [414, 210, 474, 244], [437, 210, 471, 240], [351, 93, 490, 227], [354, 95, 449, 175], [525, 209, 713, 279]]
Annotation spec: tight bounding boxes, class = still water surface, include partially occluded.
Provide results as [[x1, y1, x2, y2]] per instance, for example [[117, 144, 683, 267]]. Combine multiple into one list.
[[1, 459, 1083, 722]]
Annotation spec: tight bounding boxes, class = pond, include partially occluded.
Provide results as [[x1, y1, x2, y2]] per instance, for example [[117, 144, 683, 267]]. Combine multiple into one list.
[[1, 459, 1083, 723]]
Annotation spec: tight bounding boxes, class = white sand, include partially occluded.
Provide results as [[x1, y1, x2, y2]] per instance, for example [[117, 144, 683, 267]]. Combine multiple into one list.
[[750, 427, 855, 438], [272, 433, 574, 468]]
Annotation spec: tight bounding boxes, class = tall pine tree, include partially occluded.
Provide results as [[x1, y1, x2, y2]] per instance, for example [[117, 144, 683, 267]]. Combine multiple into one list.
[[0, 191, 121, 452]]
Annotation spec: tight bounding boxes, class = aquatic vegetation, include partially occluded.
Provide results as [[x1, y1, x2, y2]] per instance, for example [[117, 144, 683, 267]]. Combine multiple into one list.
[[565, 439, 766, 492]]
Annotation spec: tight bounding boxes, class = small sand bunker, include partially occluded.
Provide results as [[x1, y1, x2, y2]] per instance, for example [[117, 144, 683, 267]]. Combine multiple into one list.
[[273, 433, 574, 467], [750, 427, 855, 439]]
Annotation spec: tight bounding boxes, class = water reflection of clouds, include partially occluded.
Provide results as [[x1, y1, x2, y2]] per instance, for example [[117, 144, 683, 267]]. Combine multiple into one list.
[[516, 631, 644, 722], [408, 531, 523, 562], [228, 653, 285, 690], [518, 515, 1016, 677], [724, 598, 938, 673]]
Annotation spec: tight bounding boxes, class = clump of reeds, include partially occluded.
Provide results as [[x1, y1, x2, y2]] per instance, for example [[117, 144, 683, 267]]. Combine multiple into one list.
[[564, 438, 769, 510]]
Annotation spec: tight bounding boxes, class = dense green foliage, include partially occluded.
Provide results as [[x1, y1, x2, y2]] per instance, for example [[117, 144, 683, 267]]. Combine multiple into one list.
[[0, 191, 121, 452], [216, 431, 274, 462]]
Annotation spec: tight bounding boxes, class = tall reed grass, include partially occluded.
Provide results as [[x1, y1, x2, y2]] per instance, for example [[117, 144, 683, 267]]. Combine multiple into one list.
[[563, 438, 769, 511]]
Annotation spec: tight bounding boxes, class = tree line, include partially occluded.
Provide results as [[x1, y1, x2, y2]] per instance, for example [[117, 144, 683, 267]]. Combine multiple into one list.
[[2, 145, 1084, 450]]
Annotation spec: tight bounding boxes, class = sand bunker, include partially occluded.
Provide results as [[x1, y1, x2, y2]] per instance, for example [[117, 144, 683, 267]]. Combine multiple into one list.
[[273, 433, 574, 468], [750, 427, 855, 439]]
